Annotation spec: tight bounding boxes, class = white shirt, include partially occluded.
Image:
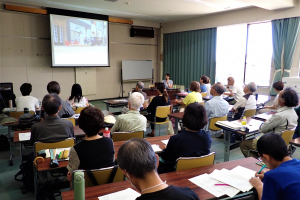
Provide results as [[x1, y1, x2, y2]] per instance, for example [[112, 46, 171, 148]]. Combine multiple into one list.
[[272, 94, 281, 109], [260, 106, 298, 135], [66, 96, 89, 108], [205, 84, 211, 96], [229, 84, 244, 101], [15, 96, 39, 112]]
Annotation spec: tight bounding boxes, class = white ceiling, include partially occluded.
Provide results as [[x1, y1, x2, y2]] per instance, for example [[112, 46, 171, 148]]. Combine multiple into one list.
[[0, 0, 295, 22]]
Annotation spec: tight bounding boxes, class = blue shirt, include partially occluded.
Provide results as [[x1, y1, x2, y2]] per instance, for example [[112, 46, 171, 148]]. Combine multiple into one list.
[[200, 84, 207, 92], [262, 159, 300, 200]]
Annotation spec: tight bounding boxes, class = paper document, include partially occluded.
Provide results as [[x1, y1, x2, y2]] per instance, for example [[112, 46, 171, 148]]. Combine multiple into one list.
[[210, 169, 253, 192], [98, 188, 140, 200], [253, 114, 272, 120], [19, 132, 31, 141], [230, 166, 256, 180], [216, 121, 242, 130], [151, 144, 162, 152], [161, 139, 169, 145], [189, 173, 240, 198]]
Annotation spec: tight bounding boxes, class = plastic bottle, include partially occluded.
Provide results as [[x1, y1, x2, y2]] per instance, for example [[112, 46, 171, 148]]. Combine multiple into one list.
[[241, 116, 247, 131], [103, 127, 110, 138], [74, 171, 85, 200]]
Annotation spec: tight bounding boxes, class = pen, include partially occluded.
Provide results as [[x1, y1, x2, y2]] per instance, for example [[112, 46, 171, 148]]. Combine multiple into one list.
[[258, 165, 266, 174], [215, 184, 230, 186], [255, 162, 266, 167]]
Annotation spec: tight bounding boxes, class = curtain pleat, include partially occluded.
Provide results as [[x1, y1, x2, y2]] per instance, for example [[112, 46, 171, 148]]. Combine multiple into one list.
[[163, 28, 217, 88]]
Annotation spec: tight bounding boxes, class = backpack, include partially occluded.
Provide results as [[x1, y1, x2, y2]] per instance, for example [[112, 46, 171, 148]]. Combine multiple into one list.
[[15, 154, 34, 194], [19, 113, 40, 125], [0, 114, 17, 125], [0, 134, 9, 151]]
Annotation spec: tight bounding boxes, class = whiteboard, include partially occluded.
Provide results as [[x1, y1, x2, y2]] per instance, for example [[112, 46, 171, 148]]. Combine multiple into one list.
[[122, 60, 152, 81]]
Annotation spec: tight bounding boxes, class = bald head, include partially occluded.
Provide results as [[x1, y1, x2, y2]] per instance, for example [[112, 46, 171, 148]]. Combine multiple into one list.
[[211, 82, 225, 96], [227, 77, 235, 86]]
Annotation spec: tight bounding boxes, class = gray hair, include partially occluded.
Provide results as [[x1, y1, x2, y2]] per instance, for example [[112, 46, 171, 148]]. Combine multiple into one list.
[[42, 94, 61, 116], [136, 81, 144, 89], [213, 82, 225, 95], [129, 92, 144, 110], [246, 82, 257, 93], [117, 138, 157, 179]]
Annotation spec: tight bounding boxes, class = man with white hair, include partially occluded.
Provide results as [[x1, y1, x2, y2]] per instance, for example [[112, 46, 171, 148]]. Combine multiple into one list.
[[230, 82, 257, 120], [224, 77, 245, 105], [111, 92, 147, 134]]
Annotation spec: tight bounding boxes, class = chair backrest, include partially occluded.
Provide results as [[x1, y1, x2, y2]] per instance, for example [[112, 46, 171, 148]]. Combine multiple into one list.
[[74, 107, 85, 114], [149, 85, 155, 88], [155, 105, 171, 118], [80, 166, 124, 188], [198, 101, 205, 106], [282, 129, 295, 146], [34, 138, 75, 154], [64, 118, 76, 126], [9, 111, 35, 118], [201, 93, 207, 98], [112, 131, 144, 142], [209, 116, 227, 131], [176, 152, 215, 171], [244, 109, 256, 118], [150, 96, 154, 103]]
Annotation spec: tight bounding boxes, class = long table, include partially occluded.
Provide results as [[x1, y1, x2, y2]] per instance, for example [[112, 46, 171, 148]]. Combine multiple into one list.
[[61, 157, 261, 200]]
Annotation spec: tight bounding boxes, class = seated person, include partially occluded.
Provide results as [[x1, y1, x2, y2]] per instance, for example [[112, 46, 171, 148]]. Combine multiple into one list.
[[159, 103, 211, 173], [30, 94, 74, 145], [15, 83, 39, 112], [67, 107, 114, 181], [258, 81, 284, 114], [293, 106, 300, 139], [162, 73, 173, 89], [121, 81, 147, 114], [240, 88, 298, 158], [204, 82, 229, 137], [111, 92, 147, 133], [249, 133, 300, 200], [66, 84, 89, 108], [144, 83, 170, 137], [224, 77, 244, 105], [40, 81, 75, 118], [199, 75, 208, 92], [175, 81, 202, 107], [117, 138, 200, 200], [229, 82, 257, 120]]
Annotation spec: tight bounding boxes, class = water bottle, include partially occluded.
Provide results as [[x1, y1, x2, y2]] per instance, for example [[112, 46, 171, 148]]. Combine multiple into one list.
[[103, 127, 110, 138], [241, 116, 247, 131], [74, 171, 85, 200]]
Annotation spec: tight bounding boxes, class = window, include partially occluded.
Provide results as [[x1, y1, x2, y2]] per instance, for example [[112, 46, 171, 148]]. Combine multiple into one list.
[[216, 22, 273, 87]]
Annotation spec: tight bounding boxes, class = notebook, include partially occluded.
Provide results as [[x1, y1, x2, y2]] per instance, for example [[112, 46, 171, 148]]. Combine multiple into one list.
[[19, 132, 31, 141], [98, 188, 140, 200]]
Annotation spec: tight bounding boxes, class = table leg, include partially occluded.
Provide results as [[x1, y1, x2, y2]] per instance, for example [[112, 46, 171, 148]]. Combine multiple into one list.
[[174, 118, 178, 134], [8, 127, 13, 166], [106, 104, 109, 111], [224, 130, 231, 162]]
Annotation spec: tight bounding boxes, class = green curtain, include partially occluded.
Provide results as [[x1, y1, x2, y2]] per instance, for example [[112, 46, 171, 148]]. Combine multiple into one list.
[[163, 28, 217, 89], [270, 20, 285, 96], [282, 17, 300, 78]]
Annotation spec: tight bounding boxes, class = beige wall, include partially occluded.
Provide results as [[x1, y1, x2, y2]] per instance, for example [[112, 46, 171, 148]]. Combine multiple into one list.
[[0, 9, 159, 101], [163, 1, 300, 94]]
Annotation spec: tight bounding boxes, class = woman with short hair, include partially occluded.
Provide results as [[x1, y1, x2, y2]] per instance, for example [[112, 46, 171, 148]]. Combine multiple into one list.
[[15, 83, 39, 111], [66, 84, 89, 108], [175, 81, 203, 107], [158, 103, 211, 173], [67, 107, 114, 181]]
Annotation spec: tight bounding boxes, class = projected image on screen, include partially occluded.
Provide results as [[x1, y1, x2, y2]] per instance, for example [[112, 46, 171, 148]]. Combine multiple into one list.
[[50, 14, 109, 67]]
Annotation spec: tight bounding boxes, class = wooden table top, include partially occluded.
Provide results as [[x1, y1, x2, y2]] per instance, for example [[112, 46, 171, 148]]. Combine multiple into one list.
[[35, 135, 171, 172], [290, 138, 300, 147], [168, 112, 184, 119], [61, 157, 260, 200], [13, 127, 111, 143]]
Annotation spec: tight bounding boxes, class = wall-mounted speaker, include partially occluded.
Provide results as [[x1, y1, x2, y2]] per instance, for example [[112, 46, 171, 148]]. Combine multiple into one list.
[[130, 27, 154, 38]]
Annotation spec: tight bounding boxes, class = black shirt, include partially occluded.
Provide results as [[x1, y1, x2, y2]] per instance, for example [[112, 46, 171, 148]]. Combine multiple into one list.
[[30, 115, 74, 145], [146, 96, 170, 122], [160, 129, 211, 163], [73, 137, 115, 170], [136, 186, 199, 200]]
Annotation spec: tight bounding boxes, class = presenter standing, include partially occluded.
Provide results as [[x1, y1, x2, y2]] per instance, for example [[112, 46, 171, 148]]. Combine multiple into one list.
[[162, 73, 173, 89]]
